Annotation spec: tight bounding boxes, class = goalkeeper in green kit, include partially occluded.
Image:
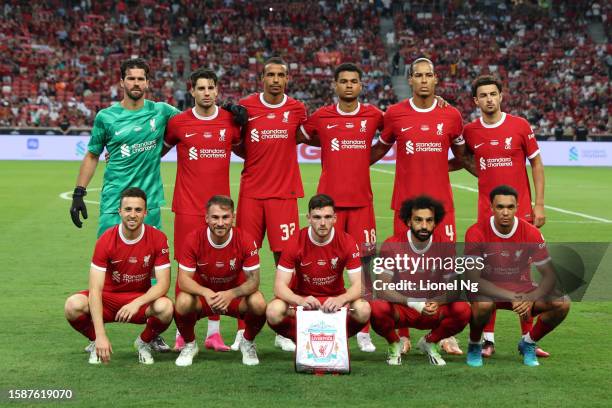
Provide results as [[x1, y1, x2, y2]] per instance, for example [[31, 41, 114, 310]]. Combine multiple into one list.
[[69, 58, 248, 352], [70, 58, 178, 236]]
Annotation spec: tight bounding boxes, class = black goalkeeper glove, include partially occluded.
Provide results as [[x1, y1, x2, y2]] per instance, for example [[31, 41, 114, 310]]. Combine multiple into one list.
[[70, 186, 88, 228], [221, 102, 248, 127]]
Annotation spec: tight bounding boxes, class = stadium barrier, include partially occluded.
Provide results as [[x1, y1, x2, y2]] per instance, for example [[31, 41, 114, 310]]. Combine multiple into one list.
[[0, 135, 611, 166]]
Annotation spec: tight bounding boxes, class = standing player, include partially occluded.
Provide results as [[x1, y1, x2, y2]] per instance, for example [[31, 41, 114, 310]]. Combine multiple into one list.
[[69, 58, 179, 353], [266, 194, 371, 344], [369, 196, 471, 366], [464, 185, 569, 367], [235, 57, 307, 352], [459, 75, 547, 357], [162, 68, 243, 352], [370, 57, 466, 354], [299, 62, 383, 353], [70, 58, 179, 237], [173, 195, 266, 366], [64, 187, 174, 364]]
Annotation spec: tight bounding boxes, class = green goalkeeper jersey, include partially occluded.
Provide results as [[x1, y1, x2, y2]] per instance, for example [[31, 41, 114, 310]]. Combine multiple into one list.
[[87, 99, 179, 214]]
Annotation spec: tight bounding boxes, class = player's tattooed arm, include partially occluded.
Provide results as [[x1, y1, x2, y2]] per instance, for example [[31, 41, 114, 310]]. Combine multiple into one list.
[[228, 268, 260, 299], [370, 138, 393, 164], [449, 144, 477, 175], [232, 138, 246, 158], [375, 271, 410, 305]]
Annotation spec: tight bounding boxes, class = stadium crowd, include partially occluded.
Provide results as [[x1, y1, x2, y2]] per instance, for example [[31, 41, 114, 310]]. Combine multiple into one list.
[[393, 0, 611, 137], [0, 0, 609, 138]]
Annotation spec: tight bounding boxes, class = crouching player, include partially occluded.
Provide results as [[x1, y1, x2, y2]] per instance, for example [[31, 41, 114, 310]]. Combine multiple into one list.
[[464, 185, 570, 367], [174, 195, 266, 366], [266, 194, 371, 343], [370, 196, 471, 366], [64, 187, 174, 365]]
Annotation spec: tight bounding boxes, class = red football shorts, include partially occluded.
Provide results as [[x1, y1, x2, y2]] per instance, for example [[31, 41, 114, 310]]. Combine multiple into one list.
[[173, 213, 206, 261], [335, 204, 376, 251], [197, 296, 243, 319], [394, 208, 457, 243], [78, 290, 156, 323], [392, 302, 469, 329], [236, 196, 299, 252]]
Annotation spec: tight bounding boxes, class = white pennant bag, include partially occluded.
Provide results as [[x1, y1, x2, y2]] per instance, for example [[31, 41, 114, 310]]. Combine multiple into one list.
[[295, 306, 350, 374]]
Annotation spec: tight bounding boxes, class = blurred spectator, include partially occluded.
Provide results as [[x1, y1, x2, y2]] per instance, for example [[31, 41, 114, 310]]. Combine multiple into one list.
[[575, 121, 589, 141]]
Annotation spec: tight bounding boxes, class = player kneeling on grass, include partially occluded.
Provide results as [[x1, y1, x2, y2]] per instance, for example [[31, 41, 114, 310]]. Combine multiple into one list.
[[266, 194, 371, 345], [370, 196, 471, 366], [64, 187, 174, 365], [174, 195, 266, 366], [464, 185, 570, 367]]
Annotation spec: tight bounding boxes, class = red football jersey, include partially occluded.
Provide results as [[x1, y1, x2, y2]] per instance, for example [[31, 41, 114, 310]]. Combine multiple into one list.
[[238, 93, 306, 199], [91, 224, 171, 293], [380, 98, 464, 211], [179, 227, 259, 292], [464, 112, 540, 223], [380, 229, 455, 298], [277, 227, 362, 297], [464, 216, 550, 290], [164, 106, 241, 216], [301, 102, 383, 207]]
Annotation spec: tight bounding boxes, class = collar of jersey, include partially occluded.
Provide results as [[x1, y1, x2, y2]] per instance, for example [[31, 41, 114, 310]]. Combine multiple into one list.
[[336, 102, 360, 116], [409, 97, 437, 112], [480, 112, 506, 128], [119, 223, 145, 245], [259, 92, 287, 108], [308, 226, 335, 246], [490, 215, 518, 239], [407, 230, 433, 254], [207, 227, 233, 249], [192, 105, 219, 121]]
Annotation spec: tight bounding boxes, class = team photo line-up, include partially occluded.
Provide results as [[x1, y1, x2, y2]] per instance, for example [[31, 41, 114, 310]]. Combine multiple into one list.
[[65, 56, 569, 368]]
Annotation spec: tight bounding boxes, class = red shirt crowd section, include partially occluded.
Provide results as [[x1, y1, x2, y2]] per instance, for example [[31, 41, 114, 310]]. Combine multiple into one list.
[[394, 1, 611, 136], [0, 0, 395, 128]]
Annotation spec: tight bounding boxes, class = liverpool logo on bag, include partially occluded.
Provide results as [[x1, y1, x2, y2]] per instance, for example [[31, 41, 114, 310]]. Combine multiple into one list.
[[306, 321, 338, 362]]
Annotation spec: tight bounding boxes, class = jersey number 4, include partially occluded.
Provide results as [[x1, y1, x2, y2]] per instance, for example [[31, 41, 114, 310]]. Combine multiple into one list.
[[445, 225, 455, 242]]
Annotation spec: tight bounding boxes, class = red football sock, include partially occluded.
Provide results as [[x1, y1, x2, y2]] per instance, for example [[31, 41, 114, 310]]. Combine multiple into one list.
[[529, 318, 554, 342], [237, 319, 246, 330], [347, 315, 367, 338], [360, 322, 370, 334], [243, 313, 266, 342], [209, 314, 220, 322], [140, 316, 171, 343], [68, 314, 95, 341], [520, 315, 534, 335], [269, 316, 296, 342], [426, 302, 471, 343], [483, 308, 497, 333], [398, 327, 410, 338], [370, 300, 400, 343], [175, 311, 198, 343]]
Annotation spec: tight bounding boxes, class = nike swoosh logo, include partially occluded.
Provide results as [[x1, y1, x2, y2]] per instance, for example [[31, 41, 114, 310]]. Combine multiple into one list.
[[185, 133, 197, 138], [248, 115, 264, 122], [115, 128, 129, 136], [474, 143, 484, 149], [401, 127, 413, 132], [326, 124, 338, 129], [300, 262, 312, 267], [111, 260, 122, 264]]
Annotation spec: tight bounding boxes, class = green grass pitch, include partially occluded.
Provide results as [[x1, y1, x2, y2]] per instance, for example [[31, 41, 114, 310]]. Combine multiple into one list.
[[0, 161, 611, 407]]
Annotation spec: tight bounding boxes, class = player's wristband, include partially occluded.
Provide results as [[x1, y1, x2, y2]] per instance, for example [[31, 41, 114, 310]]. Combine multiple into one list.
[[73, 186, 87, 197], [407, 300, 425, 313]]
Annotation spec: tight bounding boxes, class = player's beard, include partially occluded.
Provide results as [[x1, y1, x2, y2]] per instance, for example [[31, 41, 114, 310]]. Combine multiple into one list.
[[125, 87, 145, 101], [413, 228, 432, 242], [339, 95, 358, 103]]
